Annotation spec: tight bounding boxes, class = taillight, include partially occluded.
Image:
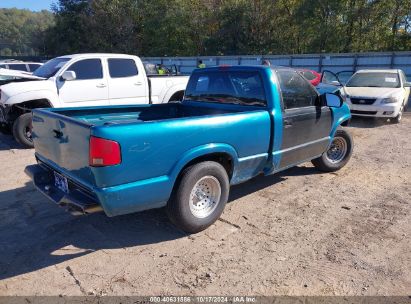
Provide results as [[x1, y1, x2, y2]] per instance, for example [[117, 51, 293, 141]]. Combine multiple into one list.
[[89, 136, 121, 167]]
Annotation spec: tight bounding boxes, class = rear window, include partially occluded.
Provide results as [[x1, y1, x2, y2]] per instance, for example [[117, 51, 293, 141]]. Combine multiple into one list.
[[8, 64, 27, 71], [108, 58, 138, 78], [185, 71, 266, 107]]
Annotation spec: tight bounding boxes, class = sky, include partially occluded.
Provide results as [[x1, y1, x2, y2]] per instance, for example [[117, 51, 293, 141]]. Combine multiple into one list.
[[0, 0, 55, 11]]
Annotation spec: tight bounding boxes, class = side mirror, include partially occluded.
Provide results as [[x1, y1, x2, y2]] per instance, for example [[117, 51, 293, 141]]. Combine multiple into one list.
[[61, 70, 76, 81], [324, 93, 343, 108], [404, 82, 411, 88]]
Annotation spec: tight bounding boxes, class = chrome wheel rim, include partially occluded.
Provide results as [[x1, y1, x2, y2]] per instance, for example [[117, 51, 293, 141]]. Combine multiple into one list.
[[189, 176, 221, 218], [325, 136, 347, 163]]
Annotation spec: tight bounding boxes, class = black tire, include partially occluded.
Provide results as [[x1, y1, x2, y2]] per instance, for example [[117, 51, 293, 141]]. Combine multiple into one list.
[[12, 113, 34, 148], [312, 128, 353, 172], [167, 161, 230, 233]]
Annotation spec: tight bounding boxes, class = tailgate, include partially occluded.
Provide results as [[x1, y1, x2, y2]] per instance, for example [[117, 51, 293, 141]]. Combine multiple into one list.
[[32, 109, 95, 187]]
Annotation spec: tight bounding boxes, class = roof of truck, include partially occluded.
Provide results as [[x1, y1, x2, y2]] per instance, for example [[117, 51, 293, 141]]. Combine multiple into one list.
[[58, 53, 138, 59], [195, 65, 293, 71]]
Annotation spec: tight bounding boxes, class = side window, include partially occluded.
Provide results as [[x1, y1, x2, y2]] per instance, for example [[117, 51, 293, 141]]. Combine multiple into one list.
[[277, 70, 318, 110], [29, 64, 41, 72], [67, 59, 103, 80], [9, 64, 28, 71], [0, 64, 6, 69], [108, 58, 138, 78]]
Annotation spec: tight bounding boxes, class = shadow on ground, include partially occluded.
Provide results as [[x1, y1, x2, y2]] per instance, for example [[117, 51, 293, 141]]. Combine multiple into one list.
[[346, 116, 396, 129], [0, 132, 26, 150], [0, 165, 318, 280]]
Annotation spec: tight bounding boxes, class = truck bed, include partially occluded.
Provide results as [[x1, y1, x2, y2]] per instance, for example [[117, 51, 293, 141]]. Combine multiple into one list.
[[53, 103, 245, 126]]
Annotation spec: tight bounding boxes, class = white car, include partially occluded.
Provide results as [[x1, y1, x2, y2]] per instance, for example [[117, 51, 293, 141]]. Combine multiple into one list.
[[345, 69, 411, 123], [0, 53, 189, 147], [0, 60, 42, 72]]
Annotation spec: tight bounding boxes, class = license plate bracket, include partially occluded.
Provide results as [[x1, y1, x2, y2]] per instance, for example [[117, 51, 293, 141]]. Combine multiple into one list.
[[54, 171, 69, 194]]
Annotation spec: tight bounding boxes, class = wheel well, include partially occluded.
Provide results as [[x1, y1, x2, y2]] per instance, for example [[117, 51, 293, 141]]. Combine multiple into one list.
[[7, 99, 52, 121], [180, 153, 234, 180], [341, 118, 350, 126], [168, 91, 185, 102]]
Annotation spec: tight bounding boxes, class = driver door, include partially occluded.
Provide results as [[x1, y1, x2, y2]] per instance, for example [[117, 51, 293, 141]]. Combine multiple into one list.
[[57, 58, 109, 106], [276, 69, 332, 169]]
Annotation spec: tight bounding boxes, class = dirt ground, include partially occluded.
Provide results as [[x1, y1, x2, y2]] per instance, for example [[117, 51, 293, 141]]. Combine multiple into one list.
[[0, 115, 410, 296]]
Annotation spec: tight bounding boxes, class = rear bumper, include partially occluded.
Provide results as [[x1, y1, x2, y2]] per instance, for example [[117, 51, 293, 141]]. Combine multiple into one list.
[[24, 164, 103, 215], [25, 162, 171, 217]]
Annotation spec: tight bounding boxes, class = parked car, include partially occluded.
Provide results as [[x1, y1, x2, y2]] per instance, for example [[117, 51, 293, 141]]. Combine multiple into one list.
[[25, 65, 352, 233], [344, 69, 410, 123], [0, 60, 42, 72], [0, 67, 41, 84], [298, 69, 321, 86], [0, 53, 189, 148]]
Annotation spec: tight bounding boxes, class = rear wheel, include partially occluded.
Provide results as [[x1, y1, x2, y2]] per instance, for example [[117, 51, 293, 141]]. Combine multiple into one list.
[[12, 113, 34, 148], [312, 129, 353, 172], [167, 161, 229, 233]]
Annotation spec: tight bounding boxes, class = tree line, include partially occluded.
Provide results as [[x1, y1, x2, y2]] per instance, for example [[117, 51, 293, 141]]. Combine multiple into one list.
[[0, 8, 53, 56], [1, 0, 411, 57]]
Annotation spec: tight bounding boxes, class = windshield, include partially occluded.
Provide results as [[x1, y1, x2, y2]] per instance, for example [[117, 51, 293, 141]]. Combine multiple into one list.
[[33, 57, 70, 78], [185, 71, 266, 107], [346, 72, 400, 88]]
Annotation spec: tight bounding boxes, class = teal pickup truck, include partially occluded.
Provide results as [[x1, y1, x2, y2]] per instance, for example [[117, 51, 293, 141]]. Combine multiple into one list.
[[25, 66, 352, 233]]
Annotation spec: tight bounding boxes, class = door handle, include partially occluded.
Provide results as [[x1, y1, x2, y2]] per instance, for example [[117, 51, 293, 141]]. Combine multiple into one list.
[[96, 83, 106, 88], [134, 82, 143, 86]]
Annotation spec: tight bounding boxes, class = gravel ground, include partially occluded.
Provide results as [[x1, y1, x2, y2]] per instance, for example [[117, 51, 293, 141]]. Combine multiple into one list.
[[0, 115, 410, 296]]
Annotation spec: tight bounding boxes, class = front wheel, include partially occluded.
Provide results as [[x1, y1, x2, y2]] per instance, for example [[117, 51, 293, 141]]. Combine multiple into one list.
[[12, 113, 34, 148], [312, 129, 353, 172], [167, 161, 230, 233]]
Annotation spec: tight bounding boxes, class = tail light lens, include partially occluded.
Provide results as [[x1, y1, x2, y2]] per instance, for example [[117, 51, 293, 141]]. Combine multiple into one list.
[[89, 136, 121, 167]]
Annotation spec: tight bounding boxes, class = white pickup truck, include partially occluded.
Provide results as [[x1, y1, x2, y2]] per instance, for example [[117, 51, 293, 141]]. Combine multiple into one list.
[[0, 53, 189, 147]]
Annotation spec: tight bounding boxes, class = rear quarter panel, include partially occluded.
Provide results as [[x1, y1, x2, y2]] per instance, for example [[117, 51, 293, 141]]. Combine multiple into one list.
[[91, 110, 271, 188], [89, 109, 271, 216]]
